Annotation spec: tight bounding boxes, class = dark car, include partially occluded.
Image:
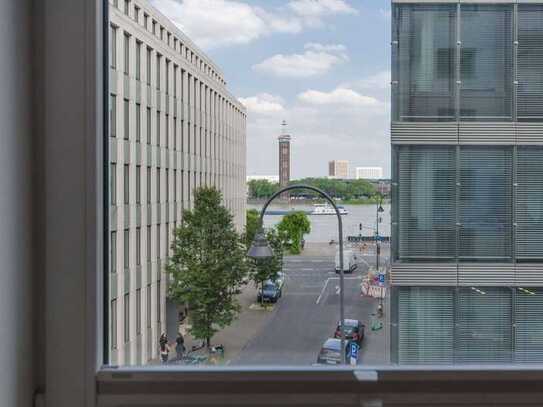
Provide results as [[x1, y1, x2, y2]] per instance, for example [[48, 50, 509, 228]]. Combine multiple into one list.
[[257, 280, 282, 303], [333, 319, 365, 345], [316, 338, 358, 365]]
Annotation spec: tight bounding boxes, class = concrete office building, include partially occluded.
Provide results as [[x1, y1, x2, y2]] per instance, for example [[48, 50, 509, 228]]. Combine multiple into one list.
[[109, 0, 246, 365], [328, 160, 349, 179], [356, 166, 383, 180], [390, 1, 543, 364]]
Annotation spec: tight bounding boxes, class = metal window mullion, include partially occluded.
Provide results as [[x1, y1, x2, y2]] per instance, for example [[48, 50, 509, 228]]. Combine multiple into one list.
[[513, 2, 518, 122], [455, 145, 460, 269], [391, 146, 399, 262], [511, 286, 516, 363], [453, 286, 459, 364], [512, 145, 518, 263], [456, 2, 461, 125]]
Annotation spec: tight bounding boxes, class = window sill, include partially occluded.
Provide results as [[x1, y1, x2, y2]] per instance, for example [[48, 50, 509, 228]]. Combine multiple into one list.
[[96, 366, 543, 405]]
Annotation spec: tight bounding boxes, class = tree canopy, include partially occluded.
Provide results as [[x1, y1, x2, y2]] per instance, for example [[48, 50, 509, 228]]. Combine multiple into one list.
[[288, 178, 376, 200], [277, 211, 311, 255], [243, 208, 260, 248], [246, 177, 378, 201], [167, 187, 248, 347], [247, 179, 280, 199]]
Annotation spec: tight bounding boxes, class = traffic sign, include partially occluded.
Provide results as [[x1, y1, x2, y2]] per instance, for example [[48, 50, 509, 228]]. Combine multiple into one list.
[[349, 342, 359, 366], [378, 274, 385, 285]]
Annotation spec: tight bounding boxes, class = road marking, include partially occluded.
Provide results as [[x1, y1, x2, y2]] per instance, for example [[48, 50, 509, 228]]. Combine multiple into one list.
[[335, 285, 341, 295], [316, 278, 332, 305]]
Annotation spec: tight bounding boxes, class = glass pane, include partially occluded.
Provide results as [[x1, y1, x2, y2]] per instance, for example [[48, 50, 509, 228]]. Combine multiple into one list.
[[395, 4, 457, 121], [460, 5, 513, 120], [459, 147, 512, 261], [397, 146, 456, 261], [518, 4, 543, 120], [105, 0, 543, 371], [397, 287, 454, 364], [517, 147, 543, 260], [455, 287, 512, 364]]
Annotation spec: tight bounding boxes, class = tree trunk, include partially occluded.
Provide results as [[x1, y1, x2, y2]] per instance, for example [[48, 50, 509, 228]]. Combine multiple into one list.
[[206, 337, 210, 349]]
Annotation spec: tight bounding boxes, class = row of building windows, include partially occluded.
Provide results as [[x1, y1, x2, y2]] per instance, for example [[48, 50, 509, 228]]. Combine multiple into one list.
[[110, 221, 176, 274], [109, 94, 240, 159], [109, 23, 245, 127], [109, 162, 237, 210], [110, 0, 224, 84], [393, 286, 543, 364], [393, 3, 543, 122], [110, 283, 159, 351], [392, 145, 543, 263]]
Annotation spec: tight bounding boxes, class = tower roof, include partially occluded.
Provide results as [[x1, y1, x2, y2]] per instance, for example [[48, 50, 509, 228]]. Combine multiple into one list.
[[278, 120, 291, 141]]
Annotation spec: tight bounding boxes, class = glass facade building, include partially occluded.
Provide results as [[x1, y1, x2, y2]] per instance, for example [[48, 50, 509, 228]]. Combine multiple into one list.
[[391, 1, 543, 364]]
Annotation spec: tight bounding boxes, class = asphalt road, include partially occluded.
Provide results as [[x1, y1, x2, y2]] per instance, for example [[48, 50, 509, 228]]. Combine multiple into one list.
[[232, 250, 387, 366]]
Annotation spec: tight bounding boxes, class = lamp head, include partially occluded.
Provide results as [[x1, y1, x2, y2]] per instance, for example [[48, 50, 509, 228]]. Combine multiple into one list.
[[247, 230, 274, 260]]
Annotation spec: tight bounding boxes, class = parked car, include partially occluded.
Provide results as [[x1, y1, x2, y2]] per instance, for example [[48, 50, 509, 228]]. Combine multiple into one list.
[[335, 249, 357, 273], [334, 319, 365, 345], [257, 280, 282, 303], [316, 338, 358, 365]]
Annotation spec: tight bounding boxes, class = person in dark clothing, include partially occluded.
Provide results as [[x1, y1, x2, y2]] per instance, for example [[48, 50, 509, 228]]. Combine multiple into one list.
[[175, 332, 185, 361], [159, 333, 169, 364]]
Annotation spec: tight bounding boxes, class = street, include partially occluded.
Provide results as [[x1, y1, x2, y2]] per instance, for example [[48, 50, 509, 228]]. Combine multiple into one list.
[[231, 246, 387, 366]]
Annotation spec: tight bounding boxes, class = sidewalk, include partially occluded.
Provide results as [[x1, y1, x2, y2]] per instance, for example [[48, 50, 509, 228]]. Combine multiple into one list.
[[165, 282, 277, 364]]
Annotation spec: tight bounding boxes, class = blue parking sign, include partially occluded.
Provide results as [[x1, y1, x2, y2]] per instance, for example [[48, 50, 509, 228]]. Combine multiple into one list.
[[378, 274, 385, 283], [349, 342, 359, 359]]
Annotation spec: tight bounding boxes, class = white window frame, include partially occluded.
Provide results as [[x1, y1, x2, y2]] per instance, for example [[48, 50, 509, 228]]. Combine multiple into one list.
[[40, 0, 543, 406]]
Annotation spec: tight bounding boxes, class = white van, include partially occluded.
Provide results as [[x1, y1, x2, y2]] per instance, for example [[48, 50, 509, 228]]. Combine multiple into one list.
[[335, 249, 357, 273]]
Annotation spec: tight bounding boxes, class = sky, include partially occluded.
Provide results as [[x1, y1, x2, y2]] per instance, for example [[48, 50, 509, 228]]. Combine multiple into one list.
[[151, 0, 391, 178]]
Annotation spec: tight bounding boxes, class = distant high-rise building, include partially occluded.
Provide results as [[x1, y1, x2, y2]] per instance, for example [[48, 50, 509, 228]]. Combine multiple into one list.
[[355, 166, 383, 180], [278, 121, 291, 199], [328, 160, 349, 179]]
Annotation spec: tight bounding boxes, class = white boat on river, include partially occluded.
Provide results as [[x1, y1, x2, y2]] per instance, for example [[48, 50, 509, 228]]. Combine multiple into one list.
[[310, 204, 348, 216]]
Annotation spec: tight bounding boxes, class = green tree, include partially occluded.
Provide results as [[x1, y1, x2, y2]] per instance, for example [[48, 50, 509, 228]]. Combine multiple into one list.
[[287, 178, 378, 201], [247, 179, 280, 199], [277, 211, 311, 255], [243, 209, 260, 248], [167, 187, 248, 347], [249, 228, 284, 305]]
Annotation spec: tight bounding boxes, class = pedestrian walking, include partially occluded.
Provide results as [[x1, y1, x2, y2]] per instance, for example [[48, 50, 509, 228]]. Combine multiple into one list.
[[159, 333, 170, 364], [175, 332, 185, 361]]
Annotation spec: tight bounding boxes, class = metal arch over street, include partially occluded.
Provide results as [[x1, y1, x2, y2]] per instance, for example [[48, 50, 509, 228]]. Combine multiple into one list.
[[256, 184, 347, 364]]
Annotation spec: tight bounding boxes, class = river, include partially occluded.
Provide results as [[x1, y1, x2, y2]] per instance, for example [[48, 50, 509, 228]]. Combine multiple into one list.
[[247, 202, 391, 243]]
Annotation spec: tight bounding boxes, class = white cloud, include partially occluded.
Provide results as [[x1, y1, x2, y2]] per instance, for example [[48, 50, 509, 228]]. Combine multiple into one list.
[[253, 43, 348, 78], [150, 0, 269, 49], [297, 87, 381, 107], [288, 0, 358, 18], [238, 93, 285, 114], [151, 0, 358, 50], [353, 70, 391, 90]]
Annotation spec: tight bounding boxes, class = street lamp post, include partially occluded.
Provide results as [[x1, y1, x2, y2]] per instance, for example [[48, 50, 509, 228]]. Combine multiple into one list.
[[375, 196, 385, 311], [375, 196, 384, 272], [247, 184, 347, 364]]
